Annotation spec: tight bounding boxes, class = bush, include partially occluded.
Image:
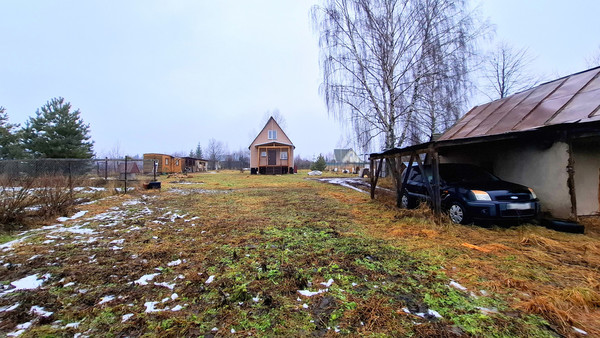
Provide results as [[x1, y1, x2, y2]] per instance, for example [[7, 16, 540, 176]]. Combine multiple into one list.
[[0, 176, 37, 228], [310, 154, 327, 171]]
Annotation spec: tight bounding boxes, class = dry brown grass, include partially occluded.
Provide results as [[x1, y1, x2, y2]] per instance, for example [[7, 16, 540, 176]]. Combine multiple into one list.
[[319, 186, 600, 337]]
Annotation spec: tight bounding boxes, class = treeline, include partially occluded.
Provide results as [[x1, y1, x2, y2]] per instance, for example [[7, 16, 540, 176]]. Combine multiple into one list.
[[0, 97, 93, 160]]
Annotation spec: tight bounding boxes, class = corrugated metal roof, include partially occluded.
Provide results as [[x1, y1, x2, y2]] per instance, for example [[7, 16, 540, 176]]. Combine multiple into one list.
[[439, 66, 600, 141]]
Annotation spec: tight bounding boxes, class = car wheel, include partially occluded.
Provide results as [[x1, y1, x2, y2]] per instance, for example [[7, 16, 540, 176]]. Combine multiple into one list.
[[447, 201, 470, 224], [401, 193, 414, 209]]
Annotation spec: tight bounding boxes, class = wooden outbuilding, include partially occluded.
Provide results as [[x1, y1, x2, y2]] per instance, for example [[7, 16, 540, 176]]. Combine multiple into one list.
[[249, 117, 295, 175]]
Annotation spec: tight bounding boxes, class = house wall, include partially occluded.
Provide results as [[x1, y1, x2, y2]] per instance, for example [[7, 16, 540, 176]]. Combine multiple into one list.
[[440, 139, 572, 219], [573, 137, 600, 216]]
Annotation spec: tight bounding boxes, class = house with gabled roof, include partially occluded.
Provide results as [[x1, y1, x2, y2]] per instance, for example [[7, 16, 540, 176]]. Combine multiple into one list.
[[249, 117, 295, 175], [370, 66, 600, 221]]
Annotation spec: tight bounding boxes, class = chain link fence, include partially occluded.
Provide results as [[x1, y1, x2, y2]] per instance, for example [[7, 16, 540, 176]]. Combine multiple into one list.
[[0, 158, 164, 227]]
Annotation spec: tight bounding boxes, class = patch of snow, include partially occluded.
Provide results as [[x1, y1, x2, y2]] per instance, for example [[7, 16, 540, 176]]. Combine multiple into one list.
[[123, 199, 141, 206], [477, 307, 498, 315], [415, 309, 443, 319], [205, 275, 215, 284], [134, 273, 160, 286], [298, 289, 327, 297], [252, 296, 260, 302], [65, 322, 80, 328], [0, 303, 20, 312], [573, 327, 588, 335], [4, 273, 51, 294], [7, 321, 32, 336], [449, 280, 467, 291], [63, 282, 75, 287], [321, 279, 334, 287], [231, 328, 236, 333], [30, 305, 53, 317], [302, 303, 309, 309], [307, 170, 322, 176], [1, 236, 30, 252], [52, 225, 96, 235], [319, 178, 365, 193], [57, 210, 88, 222], [99, 295, 115, 305], [167, 259, 181, 266], [171, 293, 179, 300], [171, 305, 183, 311], [144, 301, 168, 313], [154, 282, 176, 290], [28, 255, 41, 261], [122, 313, 134, 322], [110, 239, 125, 245]]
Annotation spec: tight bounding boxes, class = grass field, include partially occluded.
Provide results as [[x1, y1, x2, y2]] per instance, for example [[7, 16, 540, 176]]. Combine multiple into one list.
[[0, 170, 598, 337]]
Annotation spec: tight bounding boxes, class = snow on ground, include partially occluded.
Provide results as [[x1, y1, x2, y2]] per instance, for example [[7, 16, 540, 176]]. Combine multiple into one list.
[[57, 210, 88, 222], [135, 273, 160, 286], [1, 273, 51, 295], [318, 178, 367, 193]]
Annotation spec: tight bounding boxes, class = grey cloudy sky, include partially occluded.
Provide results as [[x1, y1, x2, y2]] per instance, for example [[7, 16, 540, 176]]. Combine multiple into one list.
[[1, 1, 599, 158]]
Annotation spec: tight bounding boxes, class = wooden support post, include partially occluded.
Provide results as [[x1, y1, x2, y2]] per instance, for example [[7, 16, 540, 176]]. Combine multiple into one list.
[[431, 150, 442, 221], [398, 153, 415, 208], [566, 139, 578, 221], [371, 158, 383, 199], [370, 158, 375, 199]]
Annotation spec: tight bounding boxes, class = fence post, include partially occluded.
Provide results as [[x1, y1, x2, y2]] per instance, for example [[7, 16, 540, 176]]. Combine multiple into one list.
[[105, 157, 108, 180], [68, 161, 73, 198], [124, 157, 128, 194]]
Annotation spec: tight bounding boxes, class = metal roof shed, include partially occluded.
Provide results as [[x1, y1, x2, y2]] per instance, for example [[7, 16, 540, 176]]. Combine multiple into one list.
[[370, 66, 600, 221]]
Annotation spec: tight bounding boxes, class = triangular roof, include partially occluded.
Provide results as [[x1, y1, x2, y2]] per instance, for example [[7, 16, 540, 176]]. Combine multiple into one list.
[[248, 116, 295, 149], [333, 149, 361, 163], [439, 66, 600, 141]]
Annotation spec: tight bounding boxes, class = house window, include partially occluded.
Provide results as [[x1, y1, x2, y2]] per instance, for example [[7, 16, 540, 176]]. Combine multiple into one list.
[[176, 159, 179, 166], [261, 151, 267, 157], [165, 158, 169, 165], [280, 151, 288, 160], [268, 130, 277, 140]]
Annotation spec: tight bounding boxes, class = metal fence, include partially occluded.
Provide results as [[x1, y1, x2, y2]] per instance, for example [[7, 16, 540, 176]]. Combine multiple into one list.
[[0, 158, 157, 179]]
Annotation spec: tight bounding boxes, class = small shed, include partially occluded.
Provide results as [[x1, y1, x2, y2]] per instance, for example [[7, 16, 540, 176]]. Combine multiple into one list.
[[370, 66, 600, 221], [118, 162, 141, 180]]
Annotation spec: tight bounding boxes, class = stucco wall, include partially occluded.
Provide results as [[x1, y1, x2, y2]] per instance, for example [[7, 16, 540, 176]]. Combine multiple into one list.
[[573, 137, 600, 216], [440, 140, 572, 219]]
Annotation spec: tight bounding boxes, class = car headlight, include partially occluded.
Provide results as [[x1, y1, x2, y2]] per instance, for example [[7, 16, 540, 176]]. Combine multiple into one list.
[[528, 187, 537, 199], [471, 190, 491, 201]]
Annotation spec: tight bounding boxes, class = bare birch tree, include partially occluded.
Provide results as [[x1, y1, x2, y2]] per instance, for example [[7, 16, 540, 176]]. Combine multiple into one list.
[[312, 0, 481, 150], [207, 138, 225, 170], [482, 42, 537, 100]]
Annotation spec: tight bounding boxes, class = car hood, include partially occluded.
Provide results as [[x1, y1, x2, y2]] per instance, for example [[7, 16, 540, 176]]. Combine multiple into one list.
[[446, 180, 530, 193]]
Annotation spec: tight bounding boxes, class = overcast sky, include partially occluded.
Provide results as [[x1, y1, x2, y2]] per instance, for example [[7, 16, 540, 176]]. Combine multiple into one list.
[[1, 1, 599, 159]]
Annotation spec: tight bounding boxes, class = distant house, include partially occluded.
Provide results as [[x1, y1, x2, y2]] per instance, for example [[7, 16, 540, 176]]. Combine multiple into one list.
[[183, 157, 208, 172], [249, 117, 295, 174], [118, 162, 141, 180], [370, 66, 600, 220], [330, 149, 365, 173], [143, 153, 183, 174]]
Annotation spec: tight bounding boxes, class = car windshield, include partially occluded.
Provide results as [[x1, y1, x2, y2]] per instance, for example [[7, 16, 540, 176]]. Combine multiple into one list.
[[439, 164, 499, 183]]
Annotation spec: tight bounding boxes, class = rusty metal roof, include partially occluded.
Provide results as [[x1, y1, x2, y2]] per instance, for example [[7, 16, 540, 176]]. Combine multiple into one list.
[[439, 66, 600, 141]]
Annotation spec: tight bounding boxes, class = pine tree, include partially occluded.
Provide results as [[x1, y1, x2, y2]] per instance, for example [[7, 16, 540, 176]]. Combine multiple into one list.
[[310, 154, 327, 171], [194, 142, 203, 159], [0, 107, 24, 159], [22, 98, 94, 158]]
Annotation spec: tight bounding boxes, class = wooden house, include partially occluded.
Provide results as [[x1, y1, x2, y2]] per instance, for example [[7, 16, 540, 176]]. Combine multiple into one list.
[[249, 117, 295, 174], [143, 153, 173, 174]]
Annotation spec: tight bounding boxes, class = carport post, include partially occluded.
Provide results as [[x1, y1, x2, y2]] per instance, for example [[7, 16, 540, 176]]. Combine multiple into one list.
[[431, 149, 442, 220], [370, 158, 383, 199]]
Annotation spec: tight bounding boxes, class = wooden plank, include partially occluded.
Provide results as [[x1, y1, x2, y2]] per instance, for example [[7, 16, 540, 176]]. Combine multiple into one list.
[[431, 150, 442, 219], [398, 153, 415, 208], [371, 158, 383, 199], [370, 159, 375, 199]]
